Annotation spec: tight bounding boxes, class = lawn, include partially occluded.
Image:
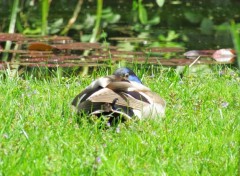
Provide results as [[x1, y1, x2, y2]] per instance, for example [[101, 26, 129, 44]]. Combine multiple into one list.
[[0, 66, 239, 175]]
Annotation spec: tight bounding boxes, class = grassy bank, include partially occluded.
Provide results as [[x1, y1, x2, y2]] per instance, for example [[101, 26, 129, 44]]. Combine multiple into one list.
[[0, 66, 239, 175]]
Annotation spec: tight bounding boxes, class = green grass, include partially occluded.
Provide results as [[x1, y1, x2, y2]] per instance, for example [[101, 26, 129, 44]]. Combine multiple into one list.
[[0, 66, 239, 175]]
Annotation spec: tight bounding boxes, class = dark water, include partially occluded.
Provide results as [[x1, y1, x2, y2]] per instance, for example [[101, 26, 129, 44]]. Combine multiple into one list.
[[1, 0, 240, 50]]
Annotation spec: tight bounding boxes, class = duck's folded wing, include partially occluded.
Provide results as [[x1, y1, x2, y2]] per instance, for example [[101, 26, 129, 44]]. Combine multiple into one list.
[[106, 81, 150, 92], [75, 101, 104, 114], [72, 76, 118, 106], [142, 91, 166, 108], [88, 88, 150, 110], [72, 75, 128, 106], [71, 86, 102, 107]]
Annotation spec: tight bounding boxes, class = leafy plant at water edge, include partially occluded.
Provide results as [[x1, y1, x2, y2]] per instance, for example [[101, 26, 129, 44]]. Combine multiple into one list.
[[230, 21, 240, 69]]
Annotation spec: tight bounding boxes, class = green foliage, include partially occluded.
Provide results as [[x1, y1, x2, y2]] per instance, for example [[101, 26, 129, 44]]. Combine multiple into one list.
[[102, 7, 121, 25], [2, 0, 235, 51], [138, 0, 148, 25], [156, 0, 165, 7], [49, 18, 63, 34], [133, 0, 162, 25], [0, 66, 239, 175], [184, 11, 202, 24], [200, 18, 214, 35], [217, 21, 240, 69], [230, 21, 240, 69], [159, 30, 179, 42]]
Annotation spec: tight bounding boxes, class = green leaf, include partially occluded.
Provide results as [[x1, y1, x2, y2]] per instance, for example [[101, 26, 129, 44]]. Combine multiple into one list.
[[139, 3, 148, 24], [215, 22, 229, 31], [156, 0, 165, 7], [132, 0, 138, 10], [159, 31, 179, 42], [200, 18, 214, 35], [100, 32, 108, 39], [49, 18, 63, 34], [81, 34, 92, 42], [184, 11, 202, 24], [148, 16, 160, 25], [166, 30, 179, 41], [102, 7, 121, 24]]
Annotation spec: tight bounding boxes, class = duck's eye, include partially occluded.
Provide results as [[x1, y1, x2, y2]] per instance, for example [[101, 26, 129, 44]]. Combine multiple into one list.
[[124, 73, 129, 78]]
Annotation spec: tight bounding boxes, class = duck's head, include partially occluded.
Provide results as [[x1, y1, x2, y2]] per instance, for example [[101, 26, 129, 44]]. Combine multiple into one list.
[[113, 67, 142, 84]]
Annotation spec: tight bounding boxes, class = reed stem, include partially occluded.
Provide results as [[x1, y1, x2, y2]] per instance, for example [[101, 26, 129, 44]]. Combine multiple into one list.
[[230, 21, 240, 69], [81, 0, 103, 75], [60, 0, 84, 35], [2, 0, 19, 61], [41, 0, 50, 35]]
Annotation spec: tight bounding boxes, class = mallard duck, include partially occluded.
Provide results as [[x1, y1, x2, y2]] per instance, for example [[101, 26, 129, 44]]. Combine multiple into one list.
[[71, 67, 166, 121]]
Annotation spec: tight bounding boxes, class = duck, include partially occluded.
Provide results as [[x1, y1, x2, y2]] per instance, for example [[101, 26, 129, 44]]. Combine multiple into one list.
[[71, 67, 166, 122]]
